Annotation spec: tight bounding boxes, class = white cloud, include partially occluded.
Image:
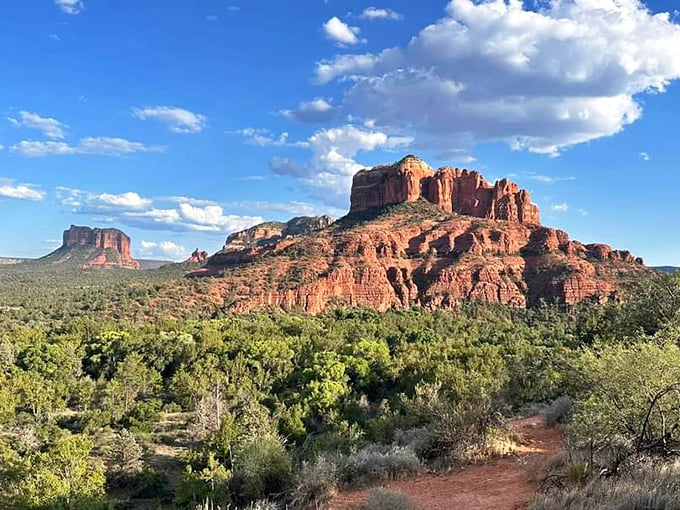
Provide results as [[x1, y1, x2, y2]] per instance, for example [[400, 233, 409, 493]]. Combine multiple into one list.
[[233, 128, 302, 147], [640, 151, 651, 161], [359, 7, 402, 20], [315, 0, 680, 156], [323, 17, 363, 46], [57, 189, 152, 213], [55, 0, 84, 14], [10, 141, 74, 157], [551, 203, 569, 212], [139, 241, 188, 260], [10, 137, 164, 157], [132, 106, 207, 134], [222, 200, 344, 218], [58, 188, 263, 234], [269, 124, 413, 207], [0, 178, 46, 201], [528, 174, 577, 184], [281, 98, 335, 124], [8, 111, 67, 139]]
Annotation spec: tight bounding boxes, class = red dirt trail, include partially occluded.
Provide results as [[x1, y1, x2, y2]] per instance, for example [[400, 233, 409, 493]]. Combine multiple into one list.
[[329, 416, 562, 510]]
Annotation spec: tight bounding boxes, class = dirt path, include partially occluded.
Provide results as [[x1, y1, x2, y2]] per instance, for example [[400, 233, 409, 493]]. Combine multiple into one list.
[[329, 416, 562, 510]]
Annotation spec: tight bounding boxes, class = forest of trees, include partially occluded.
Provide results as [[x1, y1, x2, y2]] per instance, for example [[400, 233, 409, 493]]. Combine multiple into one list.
[[2, 263, 680, 509]]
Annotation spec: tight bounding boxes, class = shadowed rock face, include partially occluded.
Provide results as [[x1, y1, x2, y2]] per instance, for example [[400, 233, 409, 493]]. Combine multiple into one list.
[[51, 225, 140, 269], [350, 155, 540, 225], [185, 156, 648, 313]]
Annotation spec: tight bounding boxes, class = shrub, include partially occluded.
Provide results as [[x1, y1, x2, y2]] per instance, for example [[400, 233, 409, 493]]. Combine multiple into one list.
[[543, 396, 574, 428], [531, 458, 680, 510], [392, 427, 435, 458], [121, 399, 162, 433], [232, 436, 293, 503], [130, 468, 170, 499], [289, 456, 338, 510], [335, 445, 424, 489], [356, 488, 417, 510]]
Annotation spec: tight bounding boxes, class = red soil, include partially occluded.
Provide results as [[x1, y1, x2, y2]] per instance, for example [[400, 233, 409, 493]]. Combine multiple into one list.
[[328, 416, 562, 510]]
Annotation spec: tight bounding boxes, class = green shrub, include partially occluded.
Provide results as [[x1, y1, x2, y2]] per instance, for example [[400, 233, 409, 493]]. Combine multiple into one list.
[[357, 488, 417, 510], [121, 398, 162, 433], [232, 436, 293, 503], [130, 468, 170, 499]]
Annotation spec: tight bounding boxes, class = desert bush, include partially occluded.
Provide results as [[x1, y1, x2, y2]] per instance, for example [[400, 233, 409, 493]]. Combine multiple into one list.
[[543, 396, 574, 428], [130, 468, 170, 499], [532, 459, 680, 510], [335, 444, 424, 489], [289, 456, 338, 510], [568, 343, 680, 455], [356, 488, 417, 510], [404, 381, 501, 464], [231, 436, 293, 503], [392, 427, 435, 458], [121, 398, 162, 433]]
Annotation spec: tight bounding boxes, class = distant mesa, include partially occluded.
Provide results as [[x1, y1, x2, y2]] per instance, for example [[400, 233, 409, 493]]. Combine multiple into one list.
[[185, 155, 649, 313], [40, 225, 141, 269]]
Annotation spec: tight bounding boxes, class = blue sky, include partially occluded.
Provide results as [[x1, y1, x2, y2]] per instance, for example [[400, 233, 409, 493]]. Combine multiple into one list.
[[1, 0, 680, 264]]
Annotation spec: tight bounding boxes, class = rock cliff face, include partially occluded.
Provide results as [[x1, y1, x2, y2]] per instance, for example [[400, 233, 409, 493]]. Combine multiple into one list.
[[222, 216, 335, 253], [350, 155, 540, 224], [186, 249, 209, 264], [42, 225, 140, 269], [187, 156, 648, 313]]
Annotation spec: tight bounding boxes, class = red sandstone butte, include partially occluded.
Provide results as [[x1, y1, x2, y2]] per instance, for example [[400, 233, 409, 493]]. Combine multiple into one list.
[[350, 155, 540, 225], [61, 225, 140, 269]]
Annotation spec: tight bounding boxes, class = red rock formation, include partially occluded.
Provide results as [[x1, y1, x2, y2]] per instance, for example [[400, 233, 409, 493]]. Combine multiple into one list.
[[186, 249, 209, 264], [350, 156, 435, 212], [182, 156, 648, 313], [50, 225, 140, 269], [188, 203, 648, 313], [350, 156, 540, 225]]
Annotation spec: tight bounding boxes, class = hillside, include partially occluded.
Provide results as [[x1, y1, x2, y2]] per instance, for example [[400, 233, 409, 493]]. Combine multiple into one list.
[[188, 156, 649, 313]]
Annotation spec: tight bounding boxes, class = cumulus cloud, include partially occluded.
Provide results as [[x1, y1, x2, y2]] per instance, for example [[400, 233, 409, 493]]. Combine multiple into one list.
[[8, 111, 67, 139], [57, 188, 263, 234], [315, 0, 680, 156], [55, 0, 84, 14], [132, 106, 207, 134], [640, 151, 651, 161], [281, 98, 335, 124], [323, 17, 363, 46], [139, 241, 188, 260], [268, 124, 413, 207], [10, 137, 164, 157], [359, 7, 402, 20], [0, 178, 46, 201]]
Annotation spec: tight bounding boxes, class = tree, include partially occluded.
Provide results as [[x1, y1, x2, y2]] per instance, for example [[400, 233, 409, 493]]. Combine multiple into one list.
[[107, 428, 144, 483], [112, 353, 161, 413]]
